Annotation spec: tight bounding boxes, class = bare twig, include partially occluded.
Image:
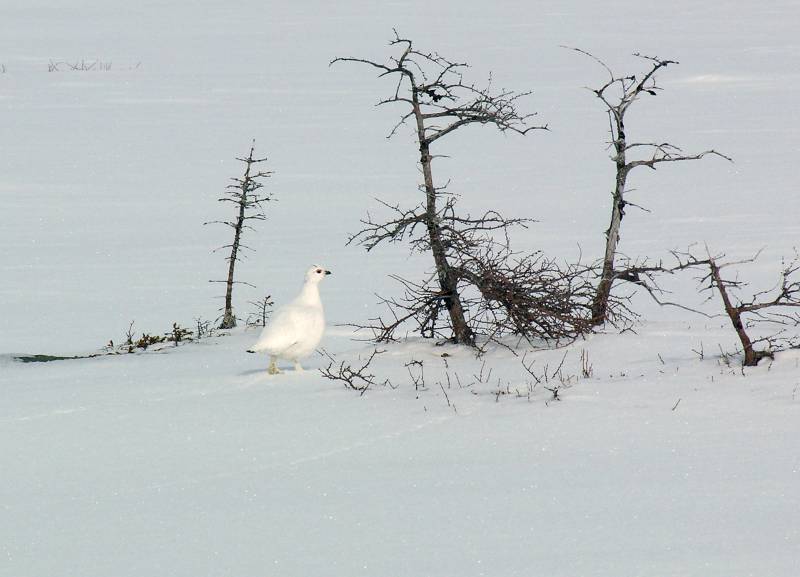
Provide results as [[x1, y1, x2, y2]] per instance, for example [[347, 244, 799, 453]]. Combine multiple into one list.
[[319, 349, 390, 395]]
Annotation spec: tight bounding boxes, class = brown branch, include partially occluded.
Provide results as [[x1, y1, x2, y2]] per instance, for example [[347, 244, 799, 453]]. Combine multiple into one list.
[[319, 349, 389, 395]]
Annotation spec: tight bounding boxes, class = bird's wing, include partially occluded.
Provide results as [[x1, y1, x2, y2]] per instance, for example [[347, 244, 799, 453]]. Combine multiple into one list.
[[251, 305, 305, 353]]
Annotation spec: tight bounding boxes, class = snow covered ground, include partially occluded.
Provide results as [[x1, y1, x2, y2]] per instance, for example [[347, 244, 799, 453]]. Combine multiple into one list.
[[2, 1, 799, 576], [3, 329, 799, 577]]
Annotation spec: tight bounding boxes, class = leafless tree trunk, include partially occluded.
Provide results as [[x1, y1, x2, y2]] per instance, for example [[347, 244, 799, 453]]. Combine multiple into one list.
[[566, 48, 730, 326], [707, 258, 761, 365], [627, 248, 800, 366], [333, 31, 545, 345], [206, 143, 273, 329], [702, 251, 800, 366]]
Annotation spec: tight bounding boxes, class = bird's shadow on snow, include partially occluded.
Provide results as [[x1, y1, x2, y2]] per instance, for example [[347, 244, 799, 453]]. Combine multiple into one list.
[[238, 368, 270, 377], [237, 367, 308, 377]]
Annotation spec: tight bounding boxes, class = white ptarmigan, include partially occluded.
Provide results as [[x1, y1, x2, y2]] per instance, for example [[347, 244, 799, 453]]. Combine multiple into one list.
[[248, 265, 331, 374]]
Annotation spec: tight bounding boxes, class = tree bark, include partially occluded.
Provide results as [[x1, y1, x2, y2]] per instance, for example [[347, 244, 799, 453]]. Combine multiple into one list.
[[220, 202, 244, 328], [219, 152, 255, 329], [412, 90, 474, 345], [591, 118, 628, 325], [708, 259, 765, 366]]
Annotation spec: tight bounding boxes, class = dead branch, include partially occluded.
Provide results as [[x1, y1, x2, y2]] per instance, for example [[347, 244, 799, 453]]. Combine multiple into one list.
[[612, 249, 716, 316], [450, 243, 598, 344], [319, 349, 390, 395], [699, 249, 800, 366], [246, 295, 274, 328]]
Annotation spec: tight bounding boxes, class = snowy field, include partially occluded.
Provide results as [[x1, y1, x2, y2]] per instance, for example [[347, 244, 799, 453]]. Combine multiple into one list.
[[2, 1, 799, 576]]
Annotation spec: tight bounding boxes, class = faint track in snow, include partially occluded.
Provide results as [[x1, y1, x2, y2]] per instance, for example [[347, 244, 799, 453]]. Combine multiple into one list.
[[4, 406, 88, 423], [283, 411, 459, 471], [105, 410, 465, 498]]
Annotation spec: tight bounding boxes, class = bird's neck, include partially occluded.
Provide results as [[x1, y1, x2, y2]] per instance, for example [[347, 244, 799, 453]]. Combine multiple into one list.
[[296, 282, 322, 307]]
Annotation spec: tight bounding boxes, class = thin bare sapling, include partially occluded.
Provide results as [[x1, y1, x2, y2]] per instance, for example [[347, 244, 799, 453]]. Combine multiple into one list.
[[566, 48, 731, 325], [206, 143, 273, 329]]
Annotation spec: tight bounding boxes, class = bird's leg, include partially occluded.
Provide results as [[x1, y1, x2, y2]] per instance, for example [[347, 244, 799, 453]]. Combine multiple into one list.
[[267, 357, 282, 375], [293, 360, 304, 372]]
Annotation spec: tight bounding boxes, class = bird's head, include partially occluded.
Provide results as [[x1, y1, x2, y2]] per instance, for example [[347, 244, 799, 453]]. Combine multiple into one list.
[[306, 265, 332, 284]]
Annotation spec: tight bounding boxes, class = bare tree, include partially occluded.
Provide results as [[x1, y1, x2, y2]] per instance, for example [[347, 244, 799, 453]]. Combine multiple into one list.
[[332, 31, 546, 345], [566, 48, 731, 326], [699, 250, 800, 366], [206, 142, 273, 329], [623, 247, 800, 366]]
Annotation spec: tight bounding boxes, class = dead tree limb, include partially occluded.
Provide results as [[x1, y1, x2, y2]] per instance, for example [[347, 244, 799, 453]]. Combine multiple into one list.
[[700, 250, 800, 366], [611, 249, 717, 317], [319, 348, 389, 395], [449, 243, 598, 344]]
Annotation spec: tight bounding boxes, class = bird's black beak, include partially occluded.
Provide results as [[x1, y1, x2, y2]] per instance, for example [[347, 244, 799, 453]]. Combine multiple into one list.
[[325, 270, 332, 275]]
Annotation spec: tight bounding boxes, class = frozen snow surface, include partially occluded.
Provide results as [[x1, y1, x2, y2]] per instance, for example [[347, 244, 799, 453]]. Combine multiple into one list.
[[1, 1, 799, 576], [3, 330, 799, 577]]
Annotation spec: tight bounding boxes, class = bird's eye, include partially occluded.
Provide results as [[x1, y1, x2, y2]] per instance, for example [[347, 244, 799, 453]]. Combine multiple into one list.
[[315, 269, 322, 273]]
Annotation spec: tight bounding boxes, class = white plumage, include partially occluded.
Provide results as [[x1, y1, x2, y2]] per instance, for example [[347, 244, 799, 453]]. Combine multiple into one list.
[[248, 265, 331, 374]]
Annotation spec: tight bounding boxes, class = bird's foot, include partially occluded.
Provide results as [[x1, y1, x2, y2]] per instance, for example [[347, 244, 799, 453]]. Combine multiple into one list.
[[267, 359, 282, 375]]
